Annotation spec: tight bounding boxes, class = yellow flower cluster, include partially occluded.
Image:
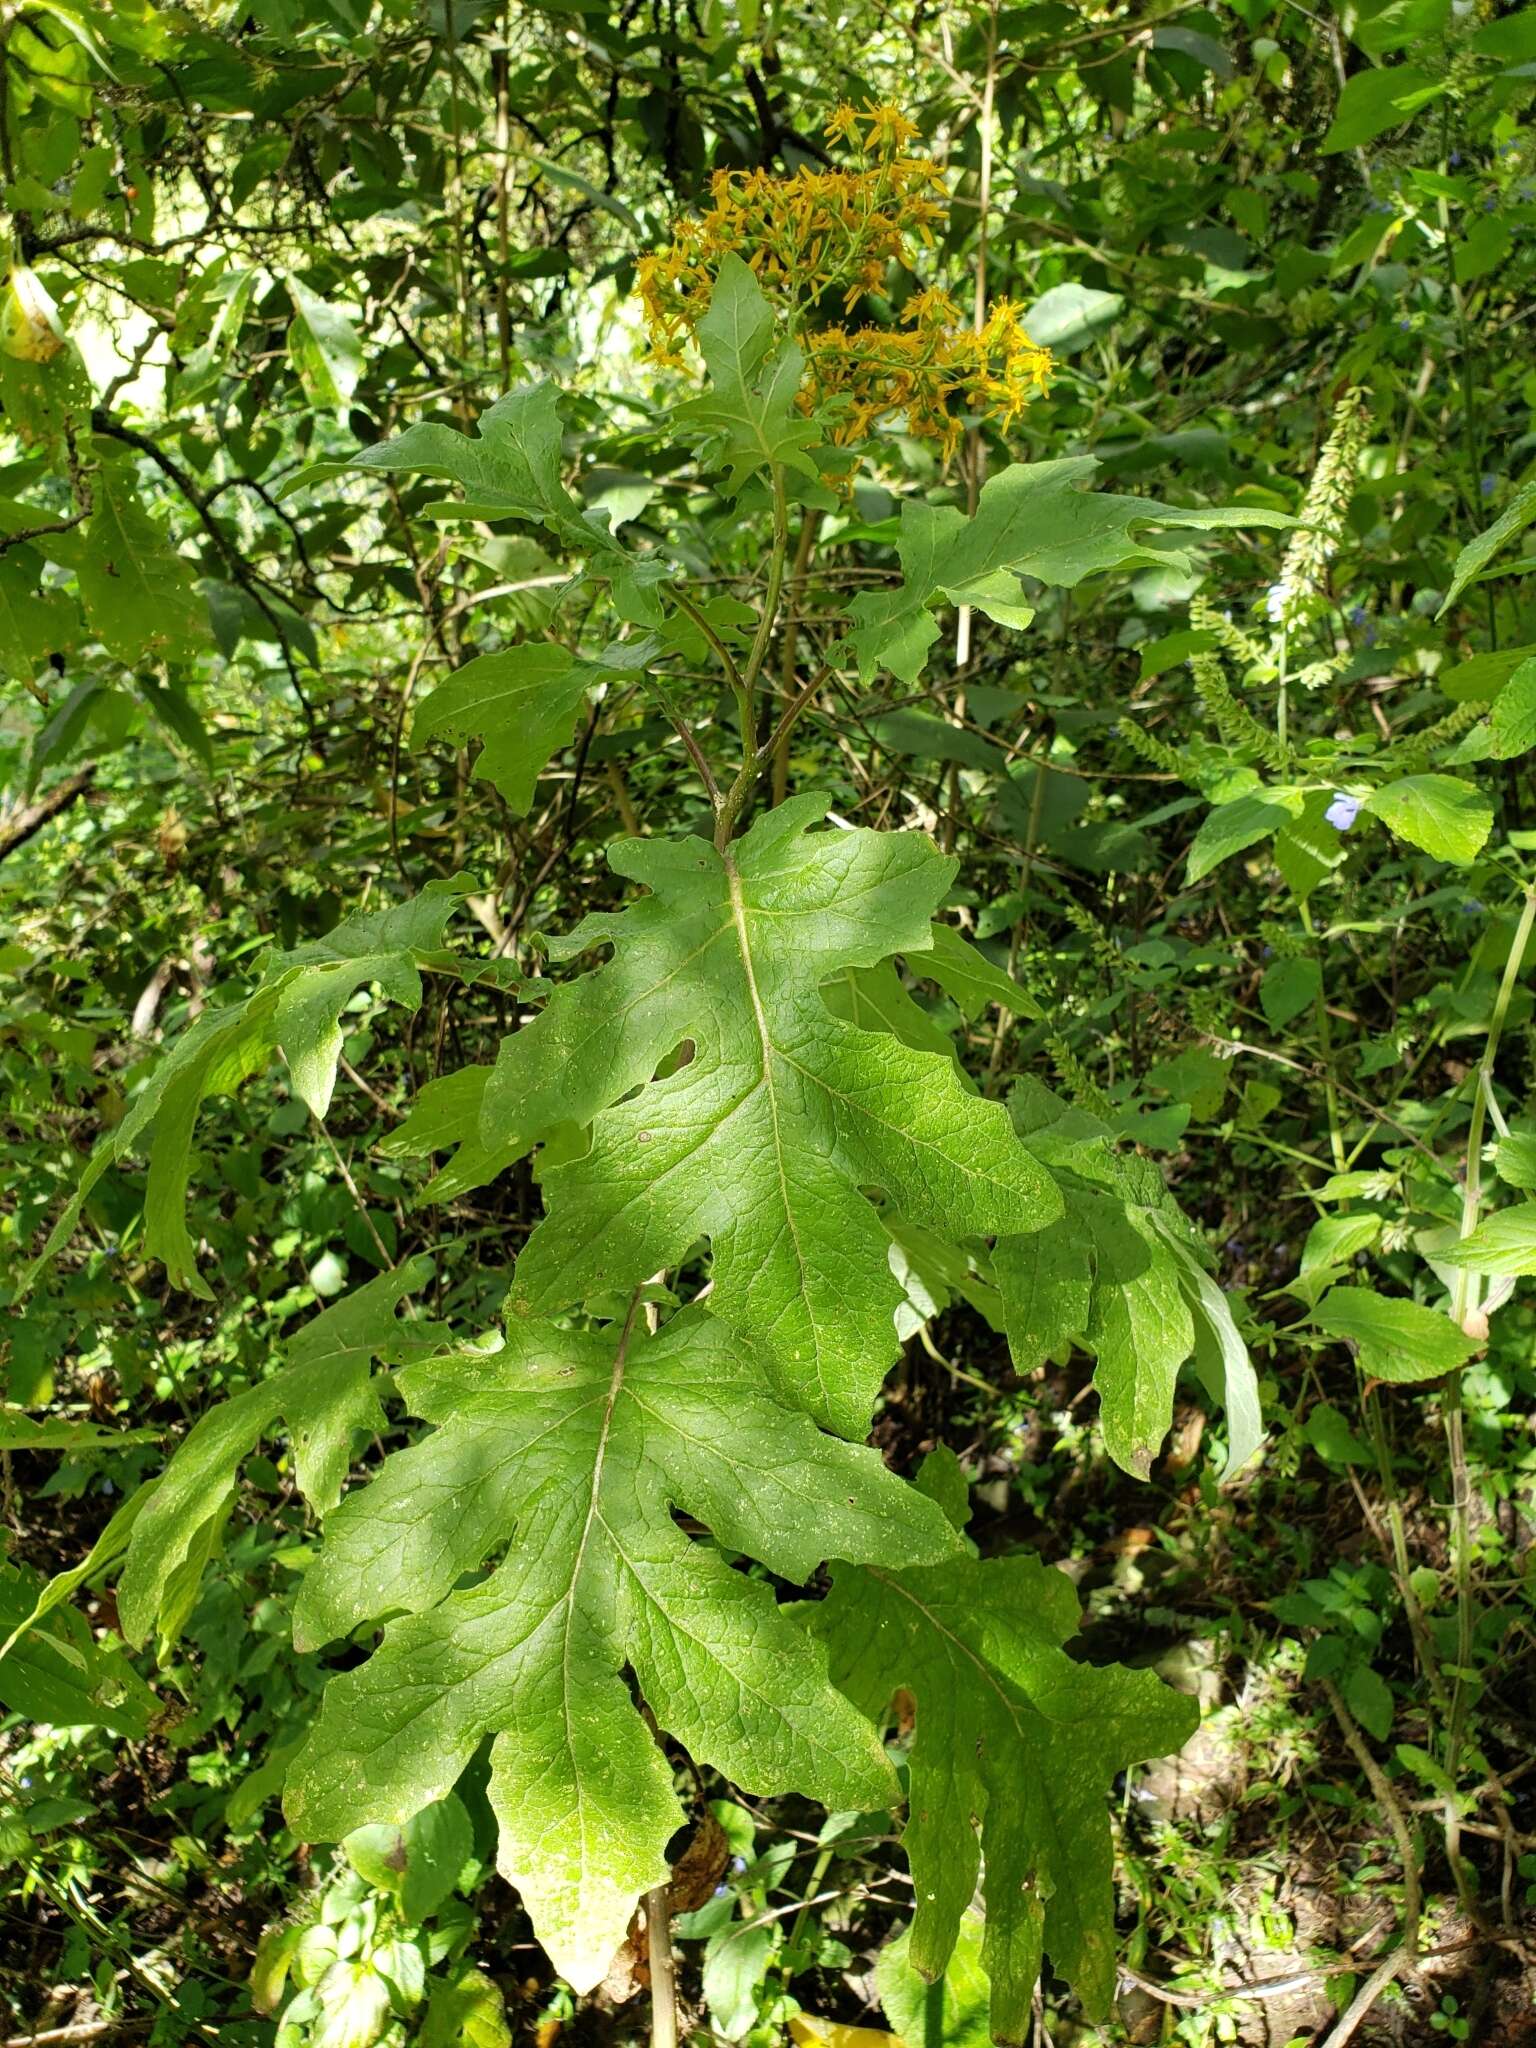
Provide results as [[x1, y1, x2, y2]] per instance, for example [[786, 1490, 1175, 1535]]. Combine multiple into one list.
[[807, 291, 1052, 453], [635, 102, 1052, 456]]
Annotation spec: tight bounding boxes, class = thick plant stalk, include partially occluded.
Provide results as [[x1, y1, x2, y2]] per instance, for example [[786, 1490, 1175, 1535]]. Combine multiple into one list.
[[644, 1883, 678, 2048]]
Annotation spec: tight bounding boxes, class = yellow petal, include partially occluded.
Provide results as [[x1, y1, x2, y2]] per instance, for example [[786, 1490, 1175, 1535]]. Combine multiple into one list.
[[789, 2016, 907, 2048]]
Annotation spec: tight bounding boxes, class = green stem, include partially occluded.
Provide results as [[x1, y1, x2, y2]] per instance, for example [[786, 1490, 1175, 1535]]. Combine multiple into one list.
[[671, 584, 747, 700], [1299, 902, 1346, 1172], [714, 465, 791, 849], [740, 467, 791, 723], [1441, 882, 1536, 1829]]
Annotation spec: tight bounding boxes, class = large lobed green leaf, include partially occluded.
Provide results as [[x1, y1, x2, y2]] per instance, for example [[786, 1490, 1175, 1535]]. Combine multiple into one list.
[[282, 381, 618, 555], [845, 460, 1291, 684], [285, 1304, 958, 1991], [469, 795, 1060, 1436], [808, 1454, 1199, 2042], [994, 1080, 1262, 1478]]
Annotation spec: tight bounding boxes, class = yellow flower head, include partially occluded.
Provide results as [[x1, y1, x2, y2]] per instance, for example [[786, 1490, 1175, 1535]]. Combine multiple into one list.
[[862, 102, 921, 155], [636, 139, 1052, 454]]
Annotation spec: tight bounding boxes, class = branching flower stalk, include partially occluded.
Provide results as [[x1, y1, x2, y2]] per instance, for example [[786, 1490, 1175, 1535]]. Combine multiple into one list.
[[1265, 385, 1369, 754]]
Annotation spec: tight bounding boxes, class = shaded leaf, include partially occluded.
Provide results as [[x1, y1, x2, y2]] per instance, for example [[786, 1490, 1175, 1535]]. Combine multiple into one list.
[[996, 1082, 1260, 1478], [116, 1259, 442, 1646], [1438, 475, 1536, 616], [412, 636, 656, 814], [76, 468, 209, 665], [809, 1502, 1198, 2039], [1320, 65, 1444, 152], [1437, 1207, 1536, 1276], [673, 254, 826, 495]]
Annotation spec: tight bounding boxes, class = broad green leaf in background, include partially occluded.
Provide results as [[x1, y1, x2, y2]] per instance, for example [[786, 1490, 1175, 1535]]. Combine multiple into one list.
[[845, 459, 1289, 684], [0, 1559, 157, 1736], [139, 680, 213, 769], [1350, 0, 1451, 59], [1312, 1287, 1478, 1381], [1437, 475, 1536, 616], [421, 1967, 511, 2048], [705, 1917, 778, 2041], [76, 467, 210, 665], [526, 151, 645, 236], [1485, 656, 1536, 760], [1438, 1207, 1536, 1276], [1299, 1212, 1383, 1278], [1320, 64, 1444, 153], [0, 548, 74, 678], [345, 1793, 473, 1922], [876, 1910, 992, 2048], [1260, 954, 1322, 1029], [411, 636, 658, 814], [808, 1477, 1199, 2042], [286, 275, 364, 412], [1019, 283, 1123, 355], [282, 382, 622, 559], [1493, 1134, 1536, 1190], [0, 1484, 153, 1667], [920, 921, 1042, 1020], [1439, 643, 1536, 701], [1363, 775, 1492, 865], [1274, 790, 1353, 901], [379, 1064, 525, 1204], [25, 884, 466, 1295], [0, 1408, 157, 1451], [115, 1259, 443, 1648], [994, 1080, 1261, 1478], [484, 796, 1060, 1435], [285, 1306, 957, 1991], [1186, 788, 1305, 883]]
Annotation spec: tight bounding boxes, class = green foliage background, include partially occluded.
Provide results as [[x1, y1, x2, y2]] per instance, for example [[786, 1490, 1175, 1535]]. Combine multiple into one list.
[[2, 1, 1536, 2044]]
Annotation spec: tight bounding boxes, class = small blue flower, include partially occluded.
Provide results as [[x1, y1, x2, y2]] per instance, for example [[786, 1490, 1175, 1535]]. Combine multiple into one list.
[[1460, 898, 1486, 916], [1325, 793, 1361, 831], [1397, 317, 1412, 331], [1348, 603, 1368, 627], [1484, 195, 1498, 212], [1481, 474, 1497, 498], [713, 1883, 729, 1898], [1261, 945, 1274, 961], [731, 1855, 747, 1872], [1449, 149, 1462, 167]]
